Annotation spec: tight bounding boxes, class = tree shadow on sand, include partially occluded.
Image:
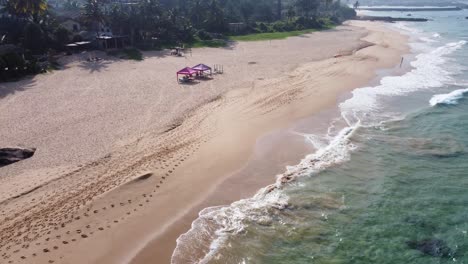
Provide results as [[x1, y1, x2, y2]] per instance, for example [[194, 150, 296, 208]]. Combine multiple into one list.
[[141, 49, 172, 59], [221, 41, 237, 51], [178, 80, 200, 86], [0, 77, 37, 99], [78, 59, 113, 73]]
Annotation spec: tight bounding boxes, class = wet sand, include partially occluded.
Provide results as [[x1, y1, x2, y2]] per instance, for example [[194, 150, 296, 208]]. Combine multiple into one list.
[[0, 21, 409, 264]]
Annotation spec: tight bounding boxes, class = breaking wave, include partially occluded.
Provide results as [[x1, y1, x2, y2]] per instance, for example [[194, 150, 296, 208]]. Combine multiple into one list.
[[430, 88, 468, 106], [340, 40, 466, 125]]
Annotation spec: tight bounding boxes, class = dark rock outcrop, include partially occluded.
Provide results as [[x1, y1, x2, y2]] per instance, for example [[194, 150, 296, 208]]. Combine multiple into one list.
[[359, 7, 461, 12], [354, 16, 428, 22], [406, 239, 453, 258], [0, 148, 35, 167]]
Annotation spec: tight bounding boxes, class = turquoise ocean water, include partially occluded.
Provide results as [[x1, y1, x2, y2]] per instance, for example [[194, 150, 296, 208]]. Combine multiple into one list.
[[172, 9, 468, 264]]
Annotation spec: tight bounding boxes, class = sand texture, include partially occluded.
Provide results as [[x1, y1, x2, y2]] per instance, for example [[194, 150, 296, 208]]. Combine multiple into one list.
[[0, 21, 408, 264]]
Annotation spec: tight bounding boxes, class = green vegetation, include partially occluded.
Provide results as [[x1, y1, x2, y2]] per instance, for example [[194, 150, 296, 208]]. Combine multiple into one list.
[[230, 29, 317, 41], [123, 48, 143, 61], [190, 39, 228, 48], [106, 48, 143, 61], [0, 0, 357, 81]]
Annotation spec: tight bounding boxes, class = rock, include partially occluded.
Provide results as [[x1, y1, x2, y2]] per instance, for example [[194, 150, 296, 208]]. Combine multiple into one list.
[[0, 148, 36, 167], [403, 216, 436, 231], [406, 239, 453, 257]]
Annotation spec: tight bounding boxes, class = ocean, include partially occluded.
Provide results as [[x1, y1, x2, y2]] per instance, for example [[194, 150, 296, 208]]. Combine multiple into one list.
[[172, 9, 468, 264]]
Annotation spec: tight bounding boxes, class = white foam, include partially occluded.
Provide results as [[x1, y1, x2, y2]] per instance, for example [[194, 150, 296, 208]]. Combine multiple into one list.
[[340, 40, 466, 125], [430, 88, 468, 106], [171, 125, 358, 264]]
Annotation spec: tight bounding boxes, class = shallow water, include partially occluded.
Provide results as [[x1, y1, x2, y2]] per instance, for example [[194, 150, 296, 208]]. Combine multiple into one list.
[[173, 9, 468, 264]]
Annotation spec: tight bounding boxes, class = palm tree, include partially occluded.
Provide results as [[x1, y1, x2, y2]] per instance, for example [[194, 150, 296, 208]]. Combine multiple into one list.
[[277, 0, 282, 20], [286, 5, 295, 21], [296, 0, 320, 18], [82, 0, 105, 33], [5, 0, 47, 20], [204, 0, 225, 32]]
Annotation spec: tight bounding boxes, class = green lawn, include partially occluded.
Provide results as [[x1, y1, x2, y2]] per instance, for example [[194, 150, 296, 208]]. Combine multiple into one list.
[[188, 25, 336, 48], [189, 39, 228, 48], [229, 29, 319, 42]]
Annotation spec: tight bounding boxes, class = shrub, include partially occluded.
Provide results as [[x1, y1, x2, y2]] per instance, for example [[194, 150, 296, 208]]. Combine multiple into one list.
[[72, 34, 83, 42], [54, 27, 71, 48], [258, 22, 269, 33], [272, 21, 286, 32], [197, 30, 212, 40], [338, 5, 357, 20], [0, 51, 42, 82], [123, 48, 143, 61], [23, 23, 46, 55]]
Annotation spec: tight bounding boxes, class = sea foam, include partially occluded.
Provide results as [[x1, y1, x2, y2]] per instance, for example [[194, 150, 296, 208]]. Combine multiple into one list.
[[430, 88, 468, 106], [340, 40, 466, 125], [171, 125, 358, 264]]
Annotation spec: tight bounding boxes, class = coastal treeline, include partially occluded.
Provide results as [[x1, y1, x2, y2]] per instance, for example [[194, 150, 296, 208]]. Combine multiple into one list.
[[0, 0, 356, 81]]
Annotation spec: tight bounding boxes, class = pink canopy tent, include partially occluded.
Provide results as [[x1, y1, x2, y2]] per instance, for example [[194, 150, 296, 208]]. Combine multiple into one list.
[[192, 64, 212, 75], [177, 67, 197, 82]]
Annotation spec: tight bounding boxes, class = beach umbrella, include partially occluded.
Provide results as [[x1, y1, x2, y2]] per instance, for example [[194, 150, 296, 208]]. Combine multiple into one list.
[[192, 64, 212, 75], [177, 67, 198, 82]]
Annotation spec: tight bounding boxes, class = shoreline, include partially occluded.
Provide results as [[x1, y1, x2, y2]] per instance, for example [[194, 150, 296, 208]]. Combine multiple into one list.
[[130, 21, 411, 264], [0, 21, 409, 264]]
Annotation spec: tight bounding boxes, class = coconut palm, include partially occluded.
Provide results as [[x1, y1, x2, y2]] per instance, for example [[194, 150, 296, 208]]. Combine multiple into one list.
[[5, 0, 47, 19], [82, 0, 105, 33]]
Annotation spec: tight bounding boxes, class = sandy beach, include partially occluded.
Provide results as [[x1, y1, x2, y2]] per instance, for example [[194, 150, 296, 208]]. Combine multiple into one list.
[[0, 21, 408, 264]]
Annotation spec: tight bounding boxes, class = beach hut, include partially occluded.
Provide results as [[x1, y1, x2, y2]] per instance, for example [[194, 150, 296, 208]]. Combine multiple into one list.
[[192, 64, 212, 76], [177, 67, 197, 82]]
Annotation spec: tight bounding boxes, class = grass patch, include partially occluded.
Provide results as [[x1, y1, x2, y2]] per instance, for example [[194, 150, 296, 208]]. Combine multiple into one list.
[[230, 23, 336, 42], [229, 29, 318, 42], [189, 39, 228, 48]]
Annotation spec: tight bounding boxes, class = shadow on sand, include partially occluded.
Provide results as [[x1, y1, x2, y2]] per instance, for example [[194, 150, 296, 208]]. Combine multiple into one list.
[[78, 59, 113, 73], [141, 49, 173, 59], [0, 77, 37, 99]]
